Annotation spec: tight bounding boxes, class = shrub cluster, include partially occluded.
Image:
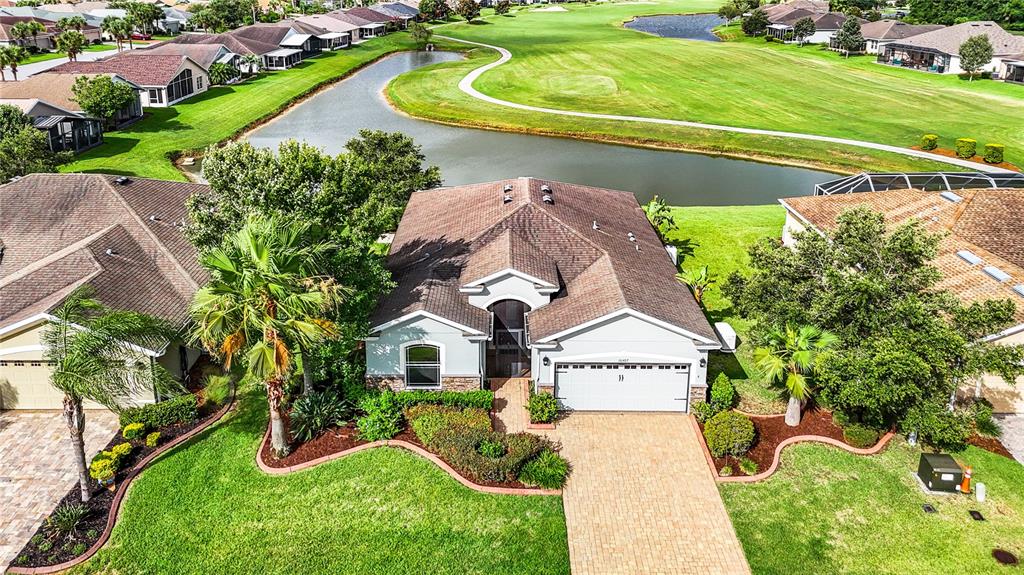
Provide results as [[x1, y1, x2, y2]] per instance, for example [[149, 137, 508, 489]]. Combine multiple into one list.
[[88, 442, 133, 482], [983, 143, 1004, 164], [703, 411, 755, 458], [45, 504, 89, 541], [955, 138, 977, 159], [290, 390, 352, 442], [920, 134, 939, 151], [518, 449, 570, 489], [119, 394, 198, 429], [406, 404, 490, 447], [356, 392, 402, 441], [527, 392, 558, 423], [433, 426, 549, 484], [121, 422, 146, 440], [203, 374, 233, 406], [842, 424, 880, 448], [145, 431, 161, 448], [739, 457, 758, 476], [694, 373, 736, 423], [392, 389, 494, 410]]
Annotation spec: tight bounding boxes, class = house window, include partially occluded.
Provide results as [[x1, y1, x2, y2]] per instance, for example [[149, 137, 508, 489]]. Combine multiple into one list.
[[166, 68, 194, 103], [148, 88, 163, 104], [405, 345, 440, 388], [197, 75, 204, 89]]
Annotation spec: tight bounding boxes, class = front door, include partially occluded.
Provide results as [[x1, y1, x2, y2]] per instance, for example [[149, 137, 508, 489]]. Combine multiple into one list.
[[488, 300, 531, 378]]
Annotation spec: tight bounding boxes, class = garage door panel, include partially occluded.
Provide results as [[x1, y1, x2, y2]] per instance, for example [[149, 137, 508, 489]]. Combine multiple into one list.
[[555, 363, 689, 412]]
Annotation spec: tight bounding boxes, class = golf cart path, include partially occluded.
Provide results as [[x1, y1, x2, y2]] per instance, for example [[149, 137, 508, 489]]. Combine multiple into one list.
[[434, 35, 1015, 174]]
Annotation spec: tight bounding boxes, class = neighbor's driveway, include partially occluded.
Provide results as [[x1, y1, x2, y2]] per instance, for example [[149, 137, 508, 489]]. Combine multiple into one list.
[[0, 410, 118, 569], [493, 380, 750, 575]]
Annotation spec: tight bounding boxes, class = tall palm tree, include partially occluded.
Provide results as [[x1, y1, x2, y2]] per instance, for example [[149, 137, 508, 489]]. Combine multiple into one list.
[[56, 15, 88, 32], [0, 47, 12, 82], [754, 324, 837, 427], [102, 16, 130, 51], [241, 53, 262, 75], [189, 216, 347, 456], [42, 288, 177, 503], [55, 30, 87, 61], [10, 21, 45, 49]]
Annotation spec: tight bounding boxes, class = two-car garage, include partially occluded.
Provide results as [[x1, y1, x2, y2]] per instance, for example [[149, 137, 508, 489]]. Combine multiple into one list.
[[554, 363, 692, 412]]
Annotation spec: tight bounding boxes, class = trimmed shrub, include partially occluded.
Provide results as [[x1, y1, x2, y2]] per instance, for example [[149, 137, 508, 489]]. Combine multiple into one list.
[[110, 442, 132, 459], [842, 424, 880, 448], [406, 404, 491, 448], [478, 439, 506, 458], [739, 457, 758, 475], [145, 431, 161, 448], [290, 390, 352, 443], [518, 449, 570, 489], [710, 373, 735, 410], [920, 134, 939, 150], [955, 138, 977, 159], [356, 392, 402, 441], [121, 422, 146, 440], [968, 397, 1000, 438], [692, 401, 718, 423], [203, 374, 232, 406], [119, 394, 198, 429], [703, 411, 756, 458], [433, 426, 549, 483], [719, 465, 733, 477], [983, 143, 1004, 164], [70, 542, 87, 556], [392, 389, 494, 410], [527, 392, 558, 423], [45, 504, 89, 540], [88, 457, 117, 482], [831, 410, 851, 428]]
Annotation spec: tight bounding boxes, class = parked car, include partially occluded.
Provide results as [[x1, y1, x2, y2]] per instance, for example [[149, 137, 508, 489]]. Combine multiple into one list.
[[131, 32, 152, 40]]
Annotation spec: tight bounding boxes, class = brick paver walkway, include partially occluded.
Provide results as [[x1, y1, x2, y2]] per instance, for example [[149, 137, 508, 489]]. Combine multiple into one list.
[[492, 379, 750, 575], [0, 410, 119, 569]]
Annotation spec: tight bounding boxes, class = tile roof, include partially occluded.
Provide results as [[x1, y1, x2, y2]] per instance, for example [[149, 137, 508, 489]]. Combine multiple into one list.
[[0, 174, 209, 328], [859, 19, 944, 41], [374, 178, 718, 343], [47, 52, 194, 87], [888, 21, 1024, 57], [780, 188, 1024, 327]]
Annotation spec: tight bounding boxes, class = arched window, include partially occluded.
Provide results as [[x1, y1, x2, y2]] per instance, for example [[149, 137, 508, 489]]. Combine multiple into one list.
[[166, 68, 195, 103], [405, 344, 440, 388]]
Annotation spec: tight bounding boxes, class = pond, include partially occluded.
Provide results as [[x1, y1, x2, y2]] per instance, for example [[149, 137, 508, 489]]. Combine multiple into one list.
[[245, 51, 831, 206], [623, 13, 727, 42]]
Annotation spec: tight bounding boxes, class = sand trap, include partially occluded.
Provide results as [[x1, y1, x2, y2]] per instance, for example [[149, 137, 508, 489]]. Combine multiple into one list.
[[534, 6, 568, 11]]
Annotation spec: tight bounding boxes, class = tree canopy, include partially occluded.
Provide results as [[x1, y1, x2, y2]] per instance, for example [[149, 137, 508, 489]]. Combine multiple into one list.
[[907, 0, 1024, 27], [72, 75, 137, 129], [959, 34, 993, 79], [456, 0, 480, 23], [0, 104, 69, 181]]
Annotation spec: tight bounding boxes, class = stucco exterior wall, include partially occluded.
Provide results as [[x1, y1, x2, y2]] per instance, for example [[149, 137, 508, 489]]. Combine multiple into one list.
[[366, 315, 483, 380], [531, 314, 708, 390], [781, 209, 808, 246], [466, 273, 552, 311], [976, 327, 1024, 413]]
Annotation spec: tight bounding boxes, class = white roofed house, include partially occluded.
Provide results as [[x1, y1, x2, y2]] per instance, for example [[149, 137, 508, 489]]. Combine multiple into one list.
[[878, 21, 1024, 76], [297, 13, 358, 48]]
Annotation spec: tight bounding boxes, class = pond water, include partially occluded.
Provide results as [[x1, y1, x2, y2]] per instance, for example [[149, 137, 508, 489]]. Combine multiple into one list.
[[623, 13, 727, 42], [244, 51, 831, 206]]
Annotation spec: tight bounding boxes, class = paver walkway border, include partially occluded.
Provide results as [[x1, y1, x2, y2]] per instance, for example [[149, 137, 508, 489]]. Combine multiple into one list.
[[431, 34, 1016, 174], [6, 390, 236, 575], [254, 421, 561, 496]]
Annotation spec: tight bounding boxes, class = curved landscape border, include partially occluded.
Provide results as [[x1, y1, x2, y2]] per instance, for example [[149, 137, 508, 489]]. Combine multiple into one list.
[[255, 425, 560, 496], [7, 391, 237, 575], [433, 34, 1015, 175], [689, 415, 894, 483]]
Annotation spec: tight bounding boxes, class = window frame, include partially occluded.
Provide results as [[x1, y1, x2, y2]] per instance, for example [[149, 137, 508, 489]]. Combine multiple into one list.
[[402, 342, 443, 389]]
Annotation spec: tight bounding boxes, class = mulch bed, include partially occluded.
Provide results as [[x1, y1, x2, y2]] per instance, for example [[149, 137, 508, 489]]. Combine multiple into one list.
[[12, 396, 226, 569], [910, 145, 1021, 172], [967, 434, 1015, 459], [259, 419, 530, 489], [701, 409, 847, 477]]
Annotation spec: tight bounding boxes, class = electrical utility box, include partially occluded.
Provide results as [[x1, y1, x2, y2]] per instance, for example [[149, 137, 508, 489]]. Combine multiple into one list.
[[917, 453, 963, 492]]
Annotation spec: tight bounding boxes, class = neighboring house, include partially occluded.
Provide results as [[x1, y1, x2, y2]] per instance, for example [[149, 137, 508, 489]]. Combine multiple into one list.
[[0, 10, 103, 45], [0, 97, 102, 152], [366, 178, 721, 413], [878, 21, 1024, 76], [0, 173, 209, 410], [779, 180, 1024, 415], [766, 10, 854, 44], [0, 15, 55, 49], [171, 31, 282, 72], [49, 52, 209, 107], [346, 7, 400, 30], [140, 41, 242, 79], [161, 6, 191, 34], [327, 11, 386, 40], [296, 14, 356, 49], [835, 19, 944, 55], [334, 8, 390, 36], [1004, 54, 1024, 84], [0, 72, 142, 127], [760, 0, 829, 20], [369, 3, 416, 27]]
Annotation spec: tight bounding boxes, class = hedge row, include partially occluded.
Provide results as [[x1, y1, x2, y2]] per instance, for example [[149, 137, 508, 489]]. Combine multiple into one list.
[[391, 389, 494, 410], [119, 394, 198, 429]]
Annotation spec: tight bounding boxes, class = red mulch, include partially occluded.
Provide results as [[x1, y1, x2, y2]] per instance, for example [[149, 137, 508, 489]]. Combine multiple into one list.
[[968, 434, 1014, 459], [910, 146, 1021, 172], [260, 421, 530, 489], [701, 409, 847, 476]]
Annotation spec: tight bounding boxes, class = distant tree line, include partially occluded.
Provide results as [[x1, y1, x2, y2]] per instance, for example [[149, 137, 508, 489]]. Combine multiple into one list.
[[906, 0, 1024, 29]]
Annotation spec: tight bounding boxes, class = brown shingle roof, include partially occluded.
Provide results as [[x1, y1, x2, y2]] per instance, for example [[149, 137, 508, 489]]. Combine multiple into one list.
[[345, 7, 396, 22], [375, 178, 718, 343], [0, 174, 209, 328], [0, 73, 135, 113], [859, 19, 944, 41], [780, 188, 1024, 326], [137, 42, 229, 70], [48, 52, 194, 87], [889, 21, 1024, 57]]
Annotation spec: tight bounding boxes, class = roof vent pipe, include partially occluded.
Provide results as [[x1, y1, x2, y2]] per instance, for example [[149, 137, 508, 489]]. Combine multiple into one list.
[[503, 184, 513, 193], [105, 248, 117, 256], [627, 232, 636, 242], [635, 244, 641, 252], [114, 176, 131, 185], [540, 184, 551, 193], [592, 220, 599, 230], [149, 215, 161, 222], [503, 194, 513, 204], [542, 194, 553, 204]]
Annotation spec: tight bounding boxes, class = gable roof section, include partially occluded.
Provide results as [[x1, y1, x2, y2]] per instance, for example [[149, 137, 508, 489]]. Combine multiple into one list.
[[0, 73, 137, 114], [374, 178, 718, 343], [888, 21, 1024, 57], [48, 52, 196, 87], [297, 14, 359, 33], [346, 7, 396, 23], [0, 174, 209, 328], [139, 42, 231, 70], [780, 188, 1024, 328], [859, 19, 944, 41]]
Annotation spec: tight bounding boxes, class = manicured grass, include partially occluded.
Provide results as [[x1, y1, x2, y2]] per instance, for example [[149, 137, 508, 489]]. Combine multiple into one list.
[[721, 440, 1024, 575], [666, 204, 787, 413], [21, 43, 116, 65], [388, 0, 1023, 172], [72, 392, 570, 575], [63, 34, 459, 180]]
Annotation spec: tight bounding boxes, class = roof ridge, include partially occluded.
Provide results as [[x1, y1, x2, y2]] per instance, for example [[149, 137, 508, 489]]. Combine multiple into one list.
[[0, 224, 110, 288]]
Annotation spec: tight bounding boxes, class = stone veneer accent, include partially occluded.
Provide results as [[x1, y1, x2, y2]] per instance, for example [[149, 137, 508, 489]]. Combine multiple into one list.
[[689, 384, 708, 407], [364, 376, 482, 392]]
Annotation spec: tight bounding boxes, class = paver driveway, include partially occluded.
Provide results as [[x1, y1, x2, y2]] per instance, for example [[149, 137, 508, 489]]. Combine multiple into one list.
[[0, 410, 118, 568], [493, 379, 750, 575]]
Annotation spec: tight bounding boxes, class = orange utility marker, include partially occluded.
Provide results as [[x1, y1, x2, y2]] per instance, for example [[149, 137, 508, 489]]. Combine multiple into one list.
[[959, 466, 973, 494]]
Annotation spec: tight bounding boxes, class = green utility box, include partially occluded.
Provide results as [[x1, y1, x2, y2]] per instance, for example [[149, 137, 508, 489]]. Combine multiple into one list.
[[917, 453, 962, 492]]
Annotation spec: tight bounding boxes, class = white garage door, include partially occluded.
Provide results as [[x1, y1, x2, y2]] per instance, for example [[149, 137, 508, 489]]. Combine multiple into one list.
[[554, 363, 690, 412]]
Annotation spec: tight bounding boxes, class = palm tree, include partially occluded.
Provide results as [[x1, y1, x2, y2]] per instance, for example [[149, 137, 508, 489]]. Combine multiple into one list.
[[0, 45, 29, 80], [102, 16, 131, 51], [754, 324, 838, 427], [10, 21, 45, 49], [0, 47, 12, 82], [56, 15, 88, 32], [241, 53, 262, 75], [55, 30, 87, 61], [676, 265, 714, 305], [42, 288, 177, 503], [189, 216, 347, 457], [643, 194, 677, 241]]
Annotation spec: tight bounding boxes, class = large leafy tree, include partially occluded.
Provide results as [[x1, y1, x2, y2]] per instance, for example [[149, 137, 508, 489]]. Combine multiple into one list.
[[0, 104, 69, 181], [42, 288, 177, 503], [190, 216, 347, 456], [959, 34, 993, 81], [754, 324, 837, 426], [741, 8, 769, 36], [72, 75, 137, 129], [793, 16, 815, 46], [419, 0, 451, 21], [834, 19, 864, 57], [455, 0, 480, 23], [907, 0, 1022, 26], [725, 207, 1024, 446]]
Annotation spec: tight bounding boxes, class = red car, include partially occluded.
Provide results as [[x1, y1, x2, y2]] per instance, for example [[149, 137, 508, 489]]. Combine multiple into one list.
[[130, 32, 152, 40]]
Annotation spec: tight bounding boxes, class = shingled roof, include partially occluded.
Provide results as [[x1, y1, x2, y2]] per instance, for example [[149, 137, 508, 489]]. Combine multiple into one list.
[[48, 52, 196, 87], [780, 188, 1024, 328], [888, 21, 1024, 57], [0, 174, 209, 329], [373, 178, 718, 344], [859, 19, 944, 41]]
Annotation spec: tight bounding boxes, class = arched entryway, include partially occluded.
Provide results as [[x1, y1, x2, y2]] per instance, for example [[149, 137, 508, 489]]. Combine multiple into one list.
[[487, 299, 531, 378]]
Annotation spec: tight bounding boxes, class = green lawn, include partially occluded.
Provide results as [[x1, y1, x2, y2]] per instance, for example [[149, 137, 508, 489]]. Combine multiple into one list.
[[63, 34, 458, 180], [667, 204, 787, 413], [721, 440, 1024, 575], [388, 0, 1023, 173], [21, 43, 116, 65], [71, 392, 569, 575]]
